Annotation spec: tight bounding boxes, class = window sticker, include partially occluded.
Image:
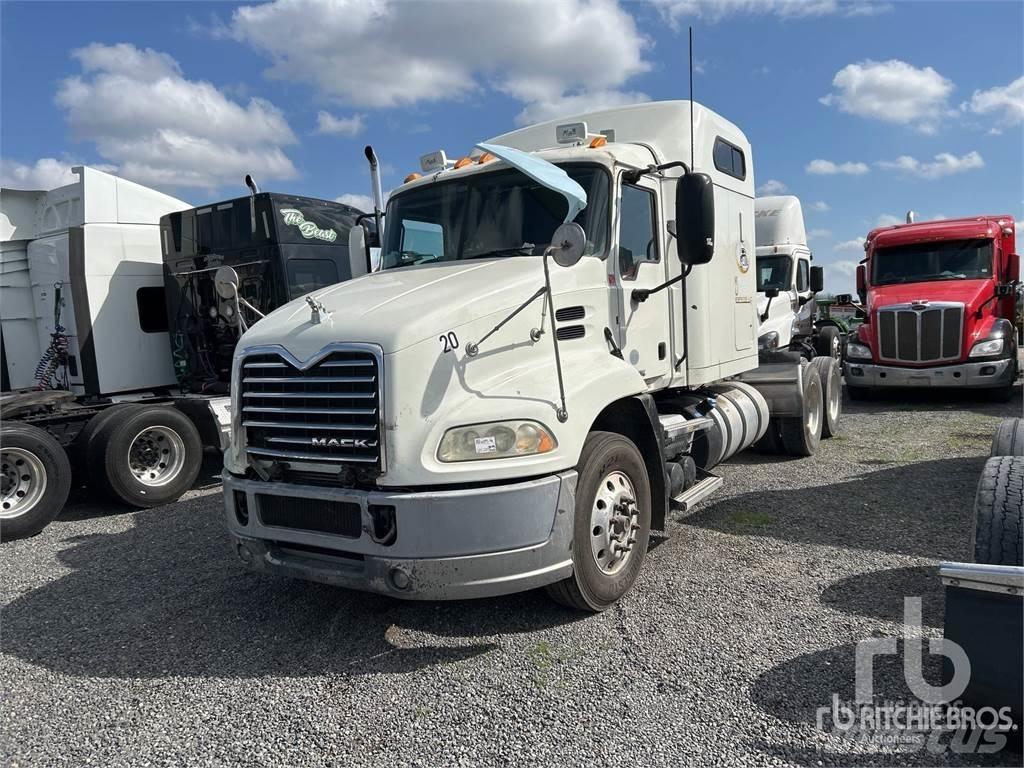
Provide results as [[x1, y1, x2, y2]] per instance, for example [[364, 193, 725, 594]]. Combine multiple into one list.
[[280, 208, 337, 242]]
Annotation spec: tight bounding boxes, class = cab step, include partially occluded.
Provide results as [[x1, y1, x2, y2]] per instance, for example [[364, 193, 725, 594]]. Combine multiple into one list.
[[670, 472, 723, 514]]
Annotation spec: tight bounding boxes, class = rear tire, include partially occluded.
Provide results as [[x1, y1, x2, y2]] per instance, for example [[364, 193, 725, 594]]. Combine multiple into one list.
[[972, 456, 1023, 566], [814, 326, 842, 360], [1, 423, 71, 540], [89, 405, 203, 508], [810, 356, 842, 439], [546, 431, 651, 612], [69, 404, 141, 488], [991, 418, 1024, 457], [778, 362, 823, 457]]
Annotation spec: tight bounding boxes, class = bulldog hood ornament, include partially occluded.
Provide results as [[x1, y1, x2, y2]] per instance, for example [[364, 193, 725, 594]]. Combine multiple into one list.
[[305, 295, 331, 325]]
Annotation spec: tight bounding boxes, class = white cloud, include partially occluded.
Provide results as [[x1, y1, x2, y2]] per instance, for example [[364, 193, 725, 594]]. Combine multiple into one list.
[[653, 0, 892, 25], [55, 42, 297, 190], [315, 111, 365, 137], [829, 259, 860, 276], [876, 214, 902, 227], [229, 0, 650, 126], [0, 158, 80, 190], [962, 76, 1024, 127], [335, 193, 373, 211], [876, 151, 984, 179], [820, 59, 954, 133], [514, 89, 650, 127], [810, 200, 830, 212], [807, 228, 831, 240], [756, 179, 788, 195], [834, 238, 866, 252], [806, 159, 869, 175]]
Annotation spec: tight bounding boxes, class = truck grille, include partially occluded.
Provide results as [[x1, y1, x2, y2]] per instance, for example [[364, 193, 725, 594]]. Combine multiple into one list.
[[240, 347, 382, 471], [876, 303, 963, 363], [258, 495, 362, 537]]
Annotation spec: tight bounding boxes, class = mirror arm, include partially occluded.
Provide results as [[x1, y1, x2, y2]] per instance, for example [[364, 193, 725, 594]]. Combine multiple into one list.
[[632, 270, 686, 304], [466, 285, 546, 357], [759, 295, 774, 323], [622, 160, 691, 185]]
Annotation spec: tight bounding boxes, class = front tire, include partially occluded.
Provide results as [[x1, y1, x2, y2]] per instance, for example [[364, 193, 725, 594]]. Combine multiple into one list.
[[1, 423, 72, 540], [809, 356, 842, 439], [546, 431, 651, 612], [991, 418, 1024, 457], [89, 405, 203, 508], [814, 325, 842, 360]]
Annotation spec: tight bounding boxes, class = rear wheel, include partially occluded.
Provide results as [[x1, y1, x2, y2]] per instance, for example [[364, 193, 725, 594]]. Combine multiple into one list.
[[89, 405, 203, 508], [810, 356, 842, 439], [778, 362, 823, 457], [972, 456, 1023, 566], [1, 423, 71, 540], [991, 418, 1024, 457], [546, 431, 651, 612]]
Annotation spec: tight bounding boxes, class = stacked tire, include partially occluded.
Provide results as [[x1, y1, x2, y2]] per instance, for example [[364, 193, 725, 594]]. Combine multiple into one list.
[[973, 418, 1024, 567]]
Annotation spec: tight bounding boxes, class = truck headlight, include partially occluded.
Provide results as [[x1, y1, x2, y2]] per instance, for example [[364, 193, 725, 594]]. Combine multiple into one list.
[[969, 338, 1004, 358], [437, 420, 557, 462], [758, 331, 780, 352], [846, 342, 872, 360]]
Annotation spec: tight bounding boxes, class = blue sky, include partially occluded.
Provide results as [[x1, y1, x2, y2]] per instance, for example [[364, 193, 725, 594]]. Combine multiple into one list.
[[1, 0, 1021, 293]]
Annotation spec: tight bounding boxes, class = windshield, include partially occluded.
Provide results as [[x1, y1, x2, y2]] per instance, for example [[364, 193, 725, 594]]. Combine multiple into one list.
[[381, 164, 609, 270], [872, 239, 993, 286], [756, 254, 792, 292]]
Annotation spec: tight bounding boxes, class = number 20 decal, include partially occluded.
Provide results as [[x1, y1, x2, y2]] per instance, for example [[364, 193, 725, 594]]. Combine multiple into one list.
[[439, 331, 459, 353]]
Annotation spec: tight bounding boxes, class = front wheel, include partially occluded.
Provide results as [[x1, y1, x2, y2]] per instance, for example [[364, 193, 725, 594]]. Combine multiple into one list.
[[1, 423, 72, 540], [546, 431, 651, 612]]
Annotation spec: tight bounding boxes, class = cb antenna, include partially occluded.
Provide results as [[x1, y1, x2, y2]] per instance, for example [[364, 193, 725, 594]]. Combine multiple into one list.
[[689, 26, 695, 170]]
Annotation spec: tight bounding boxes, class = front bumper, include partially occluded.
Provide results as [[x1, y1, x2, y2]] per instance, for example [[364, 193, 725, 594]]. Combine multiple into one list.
[[222, 471, 577, 600], [845, 357, 1015, 389]]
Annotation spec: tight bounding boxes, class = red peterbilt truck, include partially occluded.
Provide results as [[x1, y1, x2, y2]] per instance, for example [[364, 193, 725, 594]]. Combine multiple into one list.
[[844, 214, 1020, 400]]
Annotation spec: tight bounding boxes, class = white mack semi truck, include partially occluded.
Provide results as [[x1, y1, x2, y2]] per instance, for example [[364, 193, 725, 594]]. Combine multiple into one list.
[[222, 101, 840, 610]]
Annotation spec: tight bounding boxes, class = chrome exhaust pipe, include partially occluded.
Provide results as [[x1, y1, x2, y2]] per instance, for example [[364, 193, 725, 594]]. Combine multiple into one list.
[[245, 174, 260, 233], [365, 145, 384, 238]]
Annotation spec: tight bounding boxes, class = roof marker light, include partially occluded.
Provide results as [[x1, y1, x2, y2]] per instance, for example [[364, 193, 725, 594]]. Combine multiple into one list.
[[478, 152, 496, 164], [453, 157, 473, 169], [589, 136, 608, 148], [404, 172, 422, 184]]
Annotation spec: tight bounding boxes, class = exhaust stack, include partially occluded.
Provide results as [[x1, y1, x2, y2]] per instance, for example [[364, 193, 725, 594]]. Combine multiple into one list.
[[245, 174, 260, 233], [364, 145, 384, 240], [905, 210, 916, 224]]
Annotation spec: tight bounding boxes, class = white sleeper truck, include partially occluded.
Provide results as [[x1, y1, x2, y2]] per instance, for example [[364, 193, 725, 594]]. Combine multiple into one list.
[[222, 101, 837, 610]]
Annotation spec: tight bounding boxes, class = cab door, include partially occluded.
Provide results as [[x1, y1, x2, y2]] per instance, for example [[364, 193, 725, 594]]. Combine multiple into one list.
[[793, 254, 815, 336], [612, 178, 672, 385]]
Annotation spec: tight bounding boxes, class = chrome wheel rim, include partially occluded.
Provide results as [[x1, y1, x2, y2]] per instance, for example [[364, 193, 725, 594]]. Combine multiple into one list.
[[1, 448, 47, 520], [589, 470, 639, 575], [831, 335, 841, 359], [806, 378, 822, 437], [128, 426, 186, 487], [826, 366, 841, 423]]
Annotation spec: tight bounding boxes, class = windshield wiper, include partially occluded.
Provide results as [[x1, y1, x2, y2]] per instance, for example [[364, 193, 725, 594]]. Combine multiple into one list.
[[462, 244, 535, 261]]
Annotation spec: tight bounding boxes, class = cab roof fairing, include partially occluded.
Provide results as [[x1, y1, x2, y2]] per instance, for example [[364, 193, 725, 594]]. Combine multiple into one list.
[[866, 215, 1016, 251]]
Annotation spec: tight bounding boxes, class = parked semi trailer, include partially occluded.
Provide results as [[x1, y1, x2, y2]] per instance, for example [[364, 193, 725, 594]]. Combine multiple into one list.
[[845, 213, 1019, 400], [221, 101, 842, 610], [0, 166, 369, 539]]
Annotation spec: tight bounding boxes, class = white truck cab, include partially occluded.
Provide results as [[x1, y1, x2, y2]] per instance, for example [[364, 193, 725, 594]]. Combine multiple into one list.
[[222, 101, 838, 610]]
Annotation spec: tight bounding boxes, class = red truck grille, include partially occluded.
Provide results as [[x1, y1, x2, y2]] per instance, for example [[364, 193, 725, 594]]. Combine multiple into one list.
[[877, 303, 963, 363]]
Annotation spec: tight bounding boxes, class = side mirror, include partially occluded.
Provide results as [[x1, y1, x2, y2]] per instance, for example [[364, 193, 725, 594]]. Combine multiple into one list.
[[675, 173, 715, 267], [856, 264, 866, 302], [348, 224, 370, 277], [765, 287, 780, 299], [213, 266, 240, 299], [810, 265, 824, 293], [547, 222, 586, 268]]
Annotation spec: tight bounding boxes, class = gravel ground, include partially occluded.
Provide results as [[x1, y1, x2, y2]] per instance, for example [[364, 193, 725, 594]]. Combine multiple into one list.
[[2, 383, 1022, 767]]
